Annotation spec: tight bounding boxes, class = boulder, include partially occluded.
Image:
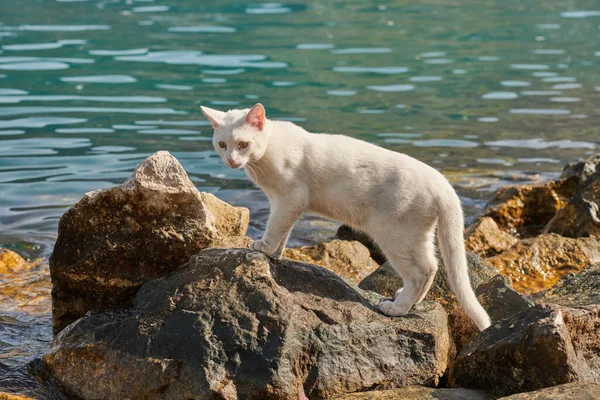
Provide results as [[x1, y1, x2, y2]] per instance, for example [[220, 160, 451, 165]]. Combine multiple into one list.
[[486, 234, 600, 294], [540, 263, 600, 307], [284, 240, 379, 284], [544, 179, 600, 238], [561, 153, 600, 188], [449, 303, 600, 396], [450, 275, 534, 351], [335, 224, 387, 265], [359, 253, 496, 352], [464, 217, 518, 257], [330, 385, 495, 400], [49, 151, 251, 335], [482, 182, 570, 237], [42, 248, 453, 400], [359, 252, 495, 305], [498, 382, 600, 399]]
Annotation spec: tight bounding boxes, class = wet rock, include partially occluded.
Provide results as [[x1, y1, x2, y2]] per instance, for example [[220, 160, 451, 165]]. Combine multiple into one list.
[[482, 182, 569, 237], [449, 303, 600, 396], [43, 248, 452, 400], [498, 382, 600, 399], [486, 234, 600, 294], [335, 224, 387, 265], [49, 151, 251, 335], [330, 385, 495, 400], [544, 179, 600, 238], [540, 263, 600, 307], [0, 250, 50, 316], [284, 240, 379, 284], [465, 217, 518, 258], [0, 360, 65, 400], [0, 250, 36, 275]]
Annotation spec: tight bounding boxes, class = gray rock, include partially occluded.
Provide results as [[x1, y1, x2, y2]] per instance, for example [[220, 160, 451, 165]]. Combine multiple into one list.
[[540, 264, 600, 307], [544, 179, 600, 238], [330, 385, 496, 400], [450, 275, 535, 352], [49, 151, 251, 335], [449, 303, 600, 396], [561, 153, 600, 188], [359, 253, 496, 352], [42, 248, 453, 400], [498, 382, 600, 399]]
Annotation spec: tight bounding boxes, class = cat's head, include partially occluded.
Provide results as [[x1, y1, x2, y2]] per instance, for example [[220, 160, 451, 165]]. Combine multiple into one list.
[[201, 103, 268, 169]]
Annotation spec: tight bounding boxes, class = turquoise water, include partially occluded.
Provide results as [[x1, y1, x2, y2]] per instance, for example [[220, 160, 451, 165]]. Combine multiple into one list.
[[0, 0, 599, 365]]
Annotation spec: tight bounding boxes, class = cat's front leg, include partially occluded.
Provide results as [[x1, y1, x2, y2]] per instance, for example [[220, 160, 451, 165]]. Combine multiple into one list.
[[250, 196, 303, 259]]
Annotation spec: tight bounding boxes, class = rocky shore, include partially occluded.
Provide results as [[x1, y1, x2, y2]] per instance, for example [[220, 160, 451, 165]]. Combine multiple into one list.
[[1, 151, 599, 399]]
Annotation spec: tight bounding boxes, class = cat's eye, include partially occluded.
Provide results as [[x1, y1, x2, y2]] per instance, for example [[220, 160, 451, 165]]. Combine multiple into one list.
[[218, 141, 227, 149], [238, 141, 249, 150]]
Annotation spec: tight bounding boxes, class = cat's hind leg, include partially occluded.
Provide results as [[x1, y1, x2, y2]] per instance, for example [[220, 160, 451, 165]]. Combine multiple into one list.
[[378, 231, 437, 316], [414, 232, 438, 304]]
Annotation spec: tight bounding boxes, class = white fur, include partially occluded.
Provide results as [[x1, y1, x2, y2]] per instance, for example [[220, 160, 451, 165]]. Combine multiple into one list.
[[201, 104, 491, 331]]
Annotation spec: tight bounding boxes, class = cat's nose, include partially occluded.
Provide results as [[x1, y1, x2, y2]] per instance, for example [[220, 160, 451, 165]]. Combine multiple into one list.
[[227, 158, 234, 165]]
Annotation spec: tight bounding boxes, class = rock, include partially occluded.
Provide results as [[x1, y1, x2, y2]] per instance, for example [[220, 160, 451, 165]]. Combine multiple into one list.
[[284, 240, 379, 284], [0, 249, 37, 275], [0, 250, 50, 316], [482, 182, 569, 237], [335, 224, 387, 265], [476, 275, 535, 321], [359, 252, 495, 305], [544, 179, 600, 238], [540, 264, 600, 307], [449, 303, 600, 396], [359, 253, 496, 352], [561, 153, 600, 188], [450, 275, 534, 351], [0, 360, 66, 400], [465, 217, 518, 257], [330, 385, 495, 400], [498, 382, 600, 399], [486, 234, 600, 294], [43, 248, 452, 400], [49, 151, 251, 335]]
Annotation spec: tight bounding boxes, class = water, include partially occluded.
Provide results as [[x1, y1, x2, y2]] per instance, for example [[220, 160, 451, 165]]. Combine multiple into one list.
[[0, 0, 599, 365]]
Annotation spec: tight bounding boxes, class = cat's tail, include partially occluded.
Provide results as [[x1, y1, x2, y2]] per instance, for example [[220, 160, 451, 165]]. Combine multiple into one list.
[[436, 192, 491, 331]]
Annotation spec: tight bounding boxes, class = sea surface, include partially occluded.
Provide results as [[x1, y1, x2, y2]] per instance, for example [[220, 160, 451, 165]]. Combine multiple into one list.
[[0, 0, 599, 366]]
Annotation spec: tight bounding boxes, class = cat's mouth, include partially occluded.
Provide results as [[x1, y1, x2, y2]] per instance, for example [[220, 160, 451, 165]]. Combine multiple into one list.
[[227, 162, 244, 169]]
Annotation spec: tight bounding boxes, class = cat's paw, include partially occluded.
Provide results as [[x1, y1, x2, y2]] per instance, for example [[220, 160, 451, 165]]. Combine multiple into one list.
[[379, 300, 409, 317], [249, 240, 275, 256]]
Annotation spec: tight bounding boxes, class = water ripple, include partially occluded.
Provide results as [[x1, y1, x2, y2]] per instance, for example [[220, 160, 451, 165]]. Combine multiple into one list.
[[116, 51, 287, 68], [61, 75, 137, 83]]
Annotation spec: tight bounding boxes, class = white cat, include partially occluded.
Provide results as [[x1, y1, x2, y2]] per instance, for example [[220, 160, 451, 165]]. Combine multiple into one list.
[[201, 103, 491, 331]]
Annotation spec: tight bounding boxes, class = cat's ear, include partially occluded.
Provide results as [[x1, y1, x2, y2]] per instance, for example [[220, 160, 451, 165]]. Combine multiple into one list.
[[245, 103, 266, 131], [200, 106, 225, 129]]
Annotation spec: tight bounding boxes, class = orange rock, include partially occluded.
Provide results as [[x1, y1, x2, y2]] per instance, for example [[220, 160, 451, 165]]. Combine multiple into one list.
[[465, 217, 518, 257], [284, 240, 379, 284], [0, 249, 26, 274], [482, 182, 570, 237], [487, 234, 600, 294]]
